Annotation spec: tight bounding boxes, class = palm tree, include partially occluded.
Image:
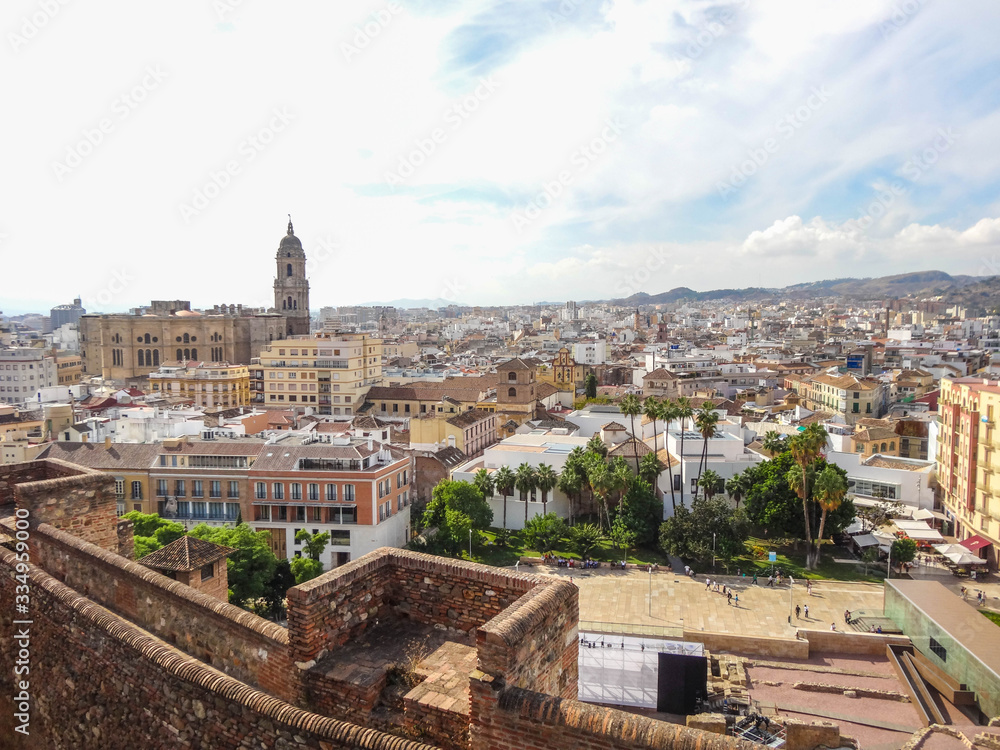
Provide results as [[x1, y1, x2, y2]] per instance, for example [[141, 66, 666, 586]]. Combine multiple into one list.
[[762, 431, 786, 456], [535, 463, 558, 516], [493, 465, 514, 531], [610, 456, 632, 511], [620, 394, 642, 472], [694, 404, 720, 490], [473, 468, 494, 501], [813, 465, 848, 562], [587, 461, 614, 530], [788, 424, 828, 569], [586, 434, 608, 458], [557, 464, 584, 525], [698, 469, 722, 500], [639, 452, 665, 490], [514, 462, 537, 527], [726, 473, 748, 508], [643, 396, 663, 454], [661, 399, 679, 514], [675, 397, 694, 504]]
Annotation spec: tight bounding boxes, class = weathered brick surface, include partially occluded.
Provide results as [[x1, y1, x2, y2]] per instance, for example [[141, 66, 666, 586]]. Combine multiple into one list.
[[404, 642, 478, 750], [0, 546, 437, 750], [3, 459, 121, 552], [1, 520, 296, 703], [469, 672, 758, 750], [477, 579, 579, 698]]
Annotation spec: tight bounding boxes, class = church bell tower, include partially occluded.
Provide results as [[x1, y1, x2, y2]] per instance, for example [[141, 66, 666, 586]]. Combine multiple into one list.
[[273, 216, 311, 336]]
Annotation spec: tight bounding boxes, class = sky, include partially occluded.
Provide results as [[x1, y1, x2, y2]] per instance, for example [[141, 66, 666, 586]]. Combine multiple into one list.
[[3, 0, 1000, 314]]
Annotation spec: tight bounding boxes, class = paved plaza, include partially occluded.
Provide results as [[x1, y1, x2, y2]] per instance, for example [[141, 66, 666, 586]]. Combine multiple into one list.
[[531, 565, 892, 636]]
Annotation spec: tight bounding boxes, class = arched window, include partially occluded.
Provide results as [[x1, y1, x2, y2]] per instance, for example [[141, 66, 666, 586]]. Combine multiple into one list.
[[143, 333, 151, 344], [287, 296, 293, 309], [146, 349, 152, 366], [293, 300, 297, 310], [880, 442, 887, 452], [183, 333, 190, 344], [282, 299, 287, 310], [177, 349, 183, 360], [184, 348, 190, 360], [508, 372, 517, 381], [889, 441, 895, 450], [137, 350, 145, 367], [152, 350, 159, 366], [287, 263, 293, 277], [191, 349, 197, 360], [508, 387, 517, 398]]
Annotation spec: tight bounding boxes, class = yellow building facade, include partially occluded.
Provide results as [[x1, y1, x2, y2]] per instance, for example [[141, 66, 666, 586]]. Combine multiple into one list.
[[256, 332, 382, 417], [148, 362, 251, 408], [938, 377, 1000, 569]]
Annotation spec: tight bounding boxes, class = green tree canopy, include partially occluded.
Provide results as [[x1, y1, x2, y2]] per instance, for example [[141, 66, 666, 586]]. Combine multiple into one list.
[[290, 556, 324, 585], [585, 372, 598, 399], [294, 529, 331, 561], [188, 523, 278, 608], [570, 522, 604, 558], [426, 479, 493, 530], [523, 513, 569, 554]]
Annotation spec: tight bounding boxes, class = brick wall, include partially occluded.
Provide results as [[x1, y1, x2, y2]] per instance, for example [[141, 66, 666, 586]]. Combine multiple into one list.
[[0, 545, 436, 750], [3, 519, 296, 703], [4, 459, 121, 553], [477, 579, 579, 698], [390, 551, 537, 632], [287, 555, 396, 665], [469, 672, 757, 750]]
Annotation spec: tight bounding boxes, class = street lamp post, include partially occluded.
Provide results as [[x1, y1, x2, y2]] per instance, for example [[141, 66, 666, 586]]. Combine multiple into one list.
[[469, 528, 473, 560], [712, 532, 716, 571], [788, 576, 794, 624], [887, 542, 892, 580], [648, 566, 652, 616]]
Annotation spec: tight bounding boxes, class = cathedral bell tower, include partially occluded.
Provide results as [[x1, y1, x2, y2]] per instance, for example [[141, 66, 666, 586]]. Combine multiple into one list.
[[273, 215, 311, 336]]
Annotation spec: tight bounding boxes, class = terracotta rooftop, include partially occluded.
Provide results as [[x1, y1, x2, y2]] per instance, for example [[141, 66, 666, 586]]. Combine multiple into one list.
[[35, 442, 161, 470], [139, 535, 233, 572]]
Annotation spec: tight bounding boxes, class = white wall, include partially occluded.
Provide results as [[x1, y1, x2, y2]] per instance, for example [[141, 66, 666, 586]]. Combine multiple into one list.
[[826, 451, 935, 510]]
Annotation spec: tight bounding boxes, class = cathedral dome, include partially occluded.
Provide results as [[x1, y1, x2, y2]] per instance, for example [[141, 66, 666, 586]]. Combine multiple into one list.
[[279, 216, 303, 253]]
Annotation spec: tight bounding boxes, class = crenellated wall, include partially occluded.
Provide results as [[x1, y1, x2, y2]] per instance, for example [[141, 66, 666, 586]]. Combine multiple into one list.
[[0, 545, 435, 750]]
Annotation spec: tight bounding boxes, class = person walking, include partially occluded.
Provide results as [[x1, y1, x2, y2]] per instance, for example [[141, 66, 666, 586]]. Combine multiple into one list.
[[727, 591, 733, 606], [734, 593, 739, 607], [752, 573, 758, 586], [795, 604, 801, 618], [806, 581, 812, 596], [803, 604, 809, 619]]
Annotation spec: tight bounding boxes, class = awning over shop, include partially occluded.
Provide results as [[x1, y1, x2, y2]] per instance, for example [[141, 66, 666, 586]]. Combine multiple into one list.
[[852, 534, 880, 548], [960, 535, 993, 552]]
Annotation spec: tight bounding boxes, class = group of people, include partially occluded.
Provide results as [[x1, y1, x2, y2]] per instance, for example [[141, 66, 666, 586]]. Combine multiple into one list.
[[705, 578, 739, 607], [961, 586, 989, 606]]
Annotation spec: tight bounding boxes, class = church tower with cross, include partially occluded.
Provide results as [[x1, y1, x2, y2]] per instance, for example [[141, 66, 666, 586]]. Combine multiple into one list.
[[273, 215, 311, 336]]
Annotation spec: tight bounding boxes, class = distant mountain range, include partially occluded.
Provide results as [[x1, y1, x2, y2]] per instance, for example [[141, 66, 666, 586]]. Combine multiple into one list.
[[602, 270, 996, 308]]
